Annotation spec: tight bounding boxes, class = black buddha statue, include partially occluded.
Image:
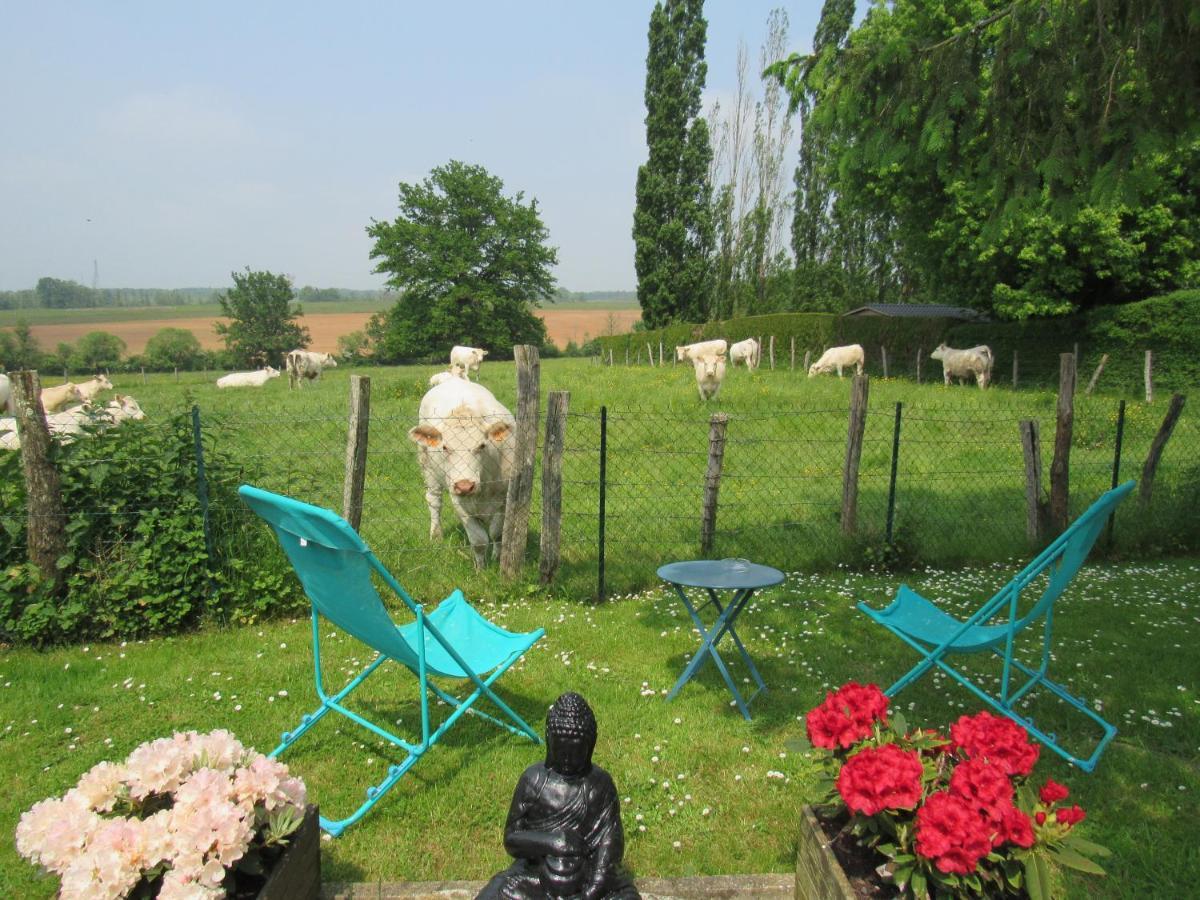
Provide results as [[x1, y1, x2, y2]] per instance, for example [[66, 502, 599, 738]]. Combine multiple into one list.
[[477, 692, 640, 900]]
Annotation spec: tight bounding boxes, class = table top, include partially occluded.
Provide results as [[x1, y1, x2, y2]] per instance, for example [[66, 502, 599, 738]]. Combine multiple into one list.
[[657, 559, 785, 591]]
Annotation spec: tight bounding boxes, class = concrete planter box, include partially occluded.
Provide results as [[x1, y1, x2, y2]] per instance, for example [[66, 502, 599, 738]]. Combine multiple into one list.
[[794, 806, 856, 900], [259, 804, 321, 900]]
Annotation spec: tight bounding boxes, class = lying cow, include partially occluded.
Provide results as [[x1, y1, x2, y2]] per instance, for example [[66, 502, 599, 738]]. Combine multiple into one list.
[[216, 367, 280, 389], [428, 364, 468, 387], [931, 343, 993, 389], [450, 345, 487, 379], [693, 353, 727, 401], [286, 350, 338, 389], [1, 395, 146, 449], [408, 379, 516, 569], [729, 338, 760, 370], [808, 344, 864, 378], [41, 382, 83, 412], [676, 339, 728, 363]]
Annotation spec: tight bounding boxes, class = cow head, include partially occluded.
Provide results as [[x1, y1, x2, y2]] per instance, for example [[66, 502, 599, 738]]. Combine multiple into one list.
[[323, 354, 338, 367], [930, 343, 949, 361], [409, 418, 513, 496]]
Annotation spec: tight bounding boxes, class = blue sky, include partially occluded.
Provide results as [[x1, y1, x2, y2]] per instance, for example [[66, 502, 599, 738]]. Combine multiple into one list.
[[0, 2, 821, 292]]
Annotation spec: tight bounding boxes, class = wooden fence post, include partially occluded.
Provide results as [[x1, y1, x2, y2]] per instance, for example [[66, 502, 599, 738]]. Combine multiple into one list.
[[1012, 351, 1019, 389], [841, 375, 870, 535], [625, 347, 629, 366], [11, 371, 67, 591], [660, 341, 665, 367], [790, 336, 795, 371], [1144, 350, 1153, 403], [700, 413, 729, 555], [501, 346, 541, 577], [608, 349, 613, 367], [141, 366, 146, 385], [646, 343, 653, 366], [342, 374, 370, 530], [769, 335, 775, 370], [1139, 394, 1186, 507], [916, 348, 922, 384], [1049, 353, 1076, 532], [1085, 353, 1109, 395], [1019, 419, 1044, 543], [881, 346, 889, 379], [803, 350, 811, 373], [539, 390, 569, 584]]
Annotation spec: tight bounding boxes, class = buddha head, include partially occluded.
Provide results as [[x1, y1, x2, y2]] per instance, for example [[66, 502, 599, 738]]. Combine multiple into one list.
[[545, 692, 597, 777]]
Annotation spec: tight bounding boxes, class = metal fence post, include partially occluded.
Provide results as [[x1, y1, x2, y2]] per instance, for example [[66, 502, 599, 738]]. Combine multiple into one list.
[[1049, 353, 1076, 532], [598, 405, 607, 601], [885, 402, 902, 543], [1107, 399, 1125, 546], [191, 405, 214, 565]]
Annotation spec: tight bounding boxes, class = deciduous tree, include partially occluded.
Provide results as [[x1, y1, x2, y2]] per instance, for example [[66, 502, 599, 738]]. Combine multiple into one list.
[[214, 269, 309, 367], [144, 327, 203, 370], [72, 331, 126, 371]]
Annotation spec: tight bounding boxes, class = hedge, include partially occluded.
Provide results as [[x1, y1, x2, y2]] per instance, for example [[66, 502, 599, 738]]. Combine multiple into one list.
[[596, 290, 1200, 393]]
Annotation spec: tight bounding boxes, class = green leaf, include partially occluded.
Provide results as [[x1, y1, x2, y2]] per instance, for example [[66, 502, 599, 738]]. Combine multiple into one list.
[[1026, 853, 1051, 900], [910, 868, 928, 898], [1048, 845, 1108, 875], [1062, 835, 1112, 858]]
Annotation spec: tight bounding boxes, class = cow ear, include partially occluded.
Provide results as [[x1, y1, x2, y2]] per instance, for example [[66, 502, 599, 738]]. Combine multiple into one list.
[[487, 422, 512, 444], [409, 424, 443, 448]]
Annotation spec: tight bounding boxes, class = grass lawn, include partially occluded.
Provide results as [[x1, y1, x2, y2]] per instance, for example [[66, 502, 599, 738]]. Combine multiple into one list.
[[2, 558, 1197, 897]]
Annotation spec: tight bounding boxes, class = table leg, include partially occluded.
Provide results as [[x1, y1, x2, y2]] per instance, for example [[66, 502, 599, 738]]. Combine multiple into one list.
[[666, 586, 763, 719]]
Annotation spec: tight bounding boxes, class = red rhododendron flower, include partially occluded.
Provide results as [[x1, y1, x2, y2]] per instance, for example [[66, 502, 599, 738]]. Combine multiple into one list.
[[836, 744, 924, 815], [1035, 811, 1047, 825], [1039, 779, 1070, 804], [950, 758, 1015, 810], [999, 804, 1036, 849], [950, 711, 1040, 776], [1056, 805, 1086, 826], [915, 791, 992, 875], [805, 682, 889, 750]]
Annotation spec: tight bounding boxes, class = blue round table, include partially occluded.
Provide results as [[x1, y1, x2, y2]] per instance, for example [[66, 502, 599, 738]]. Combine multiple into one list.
[[657, 559, 784, 719]]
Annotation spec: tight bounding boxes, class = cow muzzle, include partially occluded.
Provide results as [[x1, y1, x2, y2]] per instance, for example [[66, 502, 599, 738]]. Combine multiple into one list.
[[452, 479, 477, 496]]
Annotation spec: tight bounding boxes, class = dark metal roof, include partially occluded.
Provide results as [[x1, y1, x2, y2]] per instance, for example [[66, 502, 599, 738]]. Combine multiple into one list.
[[843, 304, 988, 321]]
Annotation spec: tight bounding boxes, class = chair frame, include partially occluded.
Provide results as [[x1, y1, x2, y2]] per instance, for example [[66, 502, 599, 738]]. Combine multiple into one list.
[[861, 481, 1135, 772]]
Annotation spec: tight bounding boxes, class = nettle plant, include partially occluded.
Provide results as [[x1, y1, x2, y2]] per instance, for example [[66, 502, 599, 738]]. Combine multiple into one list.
[[799, 682, 1108, 899]]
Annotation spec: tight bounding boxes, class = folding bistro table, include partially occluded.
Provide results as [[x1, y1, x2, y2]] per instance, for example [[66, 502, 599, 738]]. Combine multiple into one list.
[[657, 559, 785, 719]]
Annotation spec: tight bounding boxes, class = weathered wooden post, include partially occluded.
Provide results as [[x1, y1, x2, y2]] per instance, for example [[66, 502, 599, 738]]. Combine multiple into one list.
[[608, 349, 613, 367], [646, 342, 653, 366], [841, 375, 869, 535], [1107, 399, 1126, 546], [803, 350, 811, 373], [501, 346, 541, 578], [141, 366, 146, 385], [11, 371, 67, 591], [769, 335, 775, 370], [1144, 350, 1153, 403], [1085, 353, 1109, 395], [660, 341, 665, 367], [699, 413, 729, 555], [1012, 350, 1019, 389], [1049, 354, 1076, 532], [625, 347, 629, 366], [1140, 394, 1186, 507], [342, 374, 370, 530], [1019, 419, 1044, 543], [880, 346, 889, 379], [539, 390, 570, 584], [916, 348, 922, 384], [790, 336, 796, 371]]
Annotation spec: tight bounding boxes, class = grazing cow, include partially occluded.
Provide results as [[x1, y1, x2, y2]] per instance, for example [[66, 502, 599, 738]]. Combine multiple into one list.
[[676, 339, 728, 363], [808, 344, 865, 378], [286, 350, 338, 389], [428, 363, 468, 387], [450, 345, 487, 379], [931, 343, 993, 389], [408, 379, 516, 569], [729, 338, 760, 370], [74, 374, 113, 402], [216, 367, 280, 389], [41, 382, 83, 412], [693, 353, 728, 401]]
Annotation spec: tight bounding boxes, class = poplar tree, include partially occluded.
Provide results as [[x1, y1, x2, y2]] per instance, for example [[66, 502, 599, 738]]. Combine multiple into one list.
[[633, 0, 714, 329]]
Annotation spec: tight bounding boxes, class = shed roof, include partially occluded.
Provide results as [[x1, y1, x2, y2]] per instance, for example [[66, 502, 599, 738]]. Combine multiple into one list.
[[843, 303, 988, 321]]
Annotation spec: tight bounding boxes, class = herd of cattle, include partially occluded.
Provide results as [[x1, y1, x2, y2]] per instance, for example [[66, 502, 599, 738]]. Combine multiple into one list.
[[0, 373, 146, 450]]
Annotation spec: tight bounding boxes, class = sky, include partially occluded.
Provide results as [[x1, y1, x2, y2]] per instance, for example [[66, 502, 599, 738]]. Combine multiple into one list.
[[0, 1, 822, 293]]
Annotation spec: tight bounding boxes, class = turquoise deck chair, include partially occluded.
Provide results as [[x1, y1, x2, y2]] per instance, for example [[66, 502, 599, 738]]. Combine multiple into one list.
[[238, 485, 545, 836], [858, 480, 1135, 772]]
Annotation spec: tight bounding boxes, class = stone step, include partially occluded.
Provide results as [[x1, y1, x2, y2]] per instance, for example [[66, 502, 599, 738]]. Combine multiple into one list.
[[323, 873, 793, 900]]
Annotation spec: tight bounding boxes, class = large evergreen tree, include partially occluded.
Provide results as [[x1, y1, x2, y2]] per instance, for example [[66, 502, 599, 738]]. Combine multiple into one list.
[[214, 269, 309, 367], [366, 161, 556, 362], [770, 0, 1200, 318], [633, 0, 714, 329]]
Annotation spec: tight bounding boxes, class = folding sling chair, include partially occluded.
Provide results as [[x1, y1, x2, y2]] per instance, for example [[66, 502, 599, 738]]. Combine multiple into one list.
[[858, 480, 1135, 772], [238, 485, 545, 836]]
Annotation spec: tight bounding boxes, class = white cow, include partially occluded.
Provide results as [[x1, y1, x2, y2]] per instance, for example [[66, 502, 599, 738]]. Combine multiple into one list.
[[729, 338, 760, 370], [1, 395, 146, 449], [408, 379, 516, 569], [216, 367, 280, 389], [808, 344, 865, 378], [41, 382, 83, 411], [428, 363, 468, 387], [693, 353, 728, 401], [450, 346, 487, 379], [74, 374, 113, 402], [0, 374, 11, 414], [286, 350, 338, 389], [676, 339, 728, 363], [931, 343, 993, 389]]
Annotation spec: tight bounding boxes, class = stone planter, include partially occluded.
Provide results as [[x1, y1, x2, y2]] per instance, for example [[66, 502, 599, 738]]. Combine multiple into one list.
[[795, 805, 856, 900], [257, 804, 321, 900]]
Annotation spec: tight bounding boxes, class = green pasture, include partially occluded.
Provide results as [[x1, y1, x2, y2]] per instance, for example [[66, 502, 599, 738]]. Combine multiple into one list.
[[2, 559, 1197, 898], [102, 358, 1200, 606]]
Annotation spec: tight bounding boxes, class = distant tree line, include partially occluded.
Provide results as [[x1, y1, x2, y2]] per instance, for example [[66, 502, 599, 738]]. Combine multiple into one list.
[[0, 278, 389, 311]]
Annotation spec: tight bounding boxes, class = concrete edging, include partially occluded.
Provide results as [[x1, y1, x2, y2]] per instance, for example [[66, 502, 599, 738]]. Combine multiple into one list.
[[321, 873, 793, 899]]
